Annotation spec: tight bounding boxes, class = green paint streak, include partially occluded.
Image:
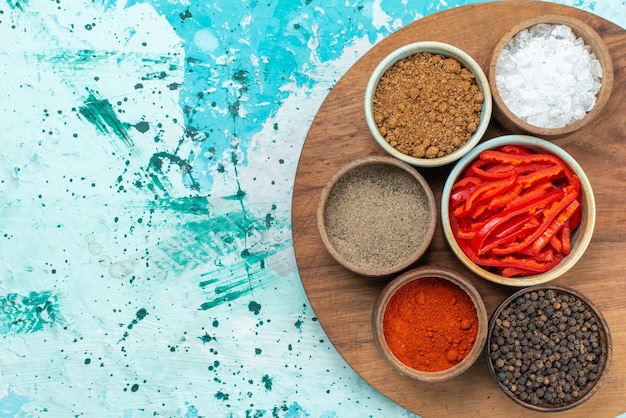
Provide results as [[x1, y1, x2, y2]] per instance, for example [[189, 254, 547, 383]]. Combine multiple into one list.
[[0, 291, 60, 335], [27, 49, 176, 69], [215, 278, 249, 294], [199, 288, 249, 311], [149, 195, 289, 311], [151, 196, 211, 216], [6, 0, 27, 10], [78, 91, 133, 148], [199, 279, 219, 288]]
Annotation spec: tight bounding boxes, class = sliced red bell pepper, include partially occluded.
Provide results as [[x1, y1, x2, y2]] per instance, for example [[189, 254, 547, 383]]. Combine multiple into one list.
[[454, 172, 517, 217], [469, 189, 564, 254], [500, 144, 533, 155], [518, 164, 565, 188], [560, 218, 572, 254], [503, 181, 556, 211], [488, 182, 524, 211], [479, 212, 542, 254], [491, 186, 579, 256], [568, 199, 583, 230], [470, 160, 515, 180], [530, 198, 581, 254], [549, 234, 563, 253], [479, 150, 563, 167], [450, 145, 584, 277]]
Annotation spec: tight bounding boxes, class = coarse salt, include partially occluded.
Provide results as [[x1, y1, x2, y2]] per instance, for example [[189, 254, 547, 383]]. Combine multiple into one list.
[[495, 24, 602, 129]]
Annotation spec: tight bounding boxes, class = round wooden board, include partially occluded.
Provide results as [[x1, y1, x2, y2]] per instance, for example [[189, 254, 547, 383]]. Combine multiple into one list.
[[291, 1, 626, 417]]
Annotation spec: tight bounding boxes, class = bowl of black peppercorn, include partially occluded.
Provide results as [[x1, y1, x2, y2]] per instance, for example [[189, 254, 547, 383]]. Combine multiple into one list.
[[486, 285, 611, 412]]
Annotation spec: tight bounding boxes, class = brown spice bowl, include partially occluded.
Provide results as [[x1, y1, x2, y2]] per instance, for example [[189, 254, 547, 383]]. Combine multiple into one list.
[[486, 285, 612, 412], [441, 135, 596, 287], [317, 156, 437, 277], [364, 41, 492, 168], [372, 266, 488, 382], [488, 14, 614, 137]]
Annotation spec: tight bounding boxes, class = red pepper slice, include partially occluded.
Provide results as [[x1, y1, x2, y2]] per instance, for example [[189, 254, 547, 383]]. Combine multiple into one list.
[[518, 164, 565, 188], [549, 234, 563, 253], [530, 198, 581, 254], [500, 144, 533, 155], [491, 186, 579, 256], [480, 150, 563, 167], [451, 185, 479, 206], [470, 160, 515, 180], [501, 267, 537, 277], [568, 199, 582, 230], [560, 218, 572, 254], [454, 172, 517, 218], [469, 189, 564, 254], [488, 182, 524, 211], [504, 181, 556, 211], [460, 238, 563, 275], [479, 212, 542, 254]]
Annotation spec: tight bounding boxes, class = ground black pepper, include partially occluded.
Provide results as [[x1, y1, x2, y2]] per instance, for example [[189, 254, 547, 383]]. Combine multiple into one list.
[[323, 163, 432, 270], [488, 288, 607, 409]]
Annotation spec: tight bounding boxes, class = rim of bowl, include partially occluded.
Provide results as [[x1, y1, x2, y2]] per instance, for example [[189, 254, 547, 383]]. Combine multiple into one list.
[[364, 41, 493, 168], [486, 284, 612, 411], [488, 14, 614, 137], [441, 135, 596, 286], [317, 156, 437, 277], [372, 266, 489, 382]]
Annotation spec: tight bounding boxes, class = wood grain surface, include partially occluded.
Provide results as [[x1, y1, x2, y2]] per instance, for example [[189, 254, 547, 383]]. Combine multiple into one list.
[[291, 1, 626, 417]]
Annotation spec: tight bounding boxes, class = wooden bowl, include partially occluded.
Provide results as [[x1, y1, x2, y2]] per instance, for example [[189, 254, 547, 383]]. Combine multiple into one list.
[[488, 14, 614, 137], [441, 135, 596, 286], [486, 285, 612, 412], [317, 156, 437, 277], [372, 266, 488, 382], [365, 41, 492, 168]]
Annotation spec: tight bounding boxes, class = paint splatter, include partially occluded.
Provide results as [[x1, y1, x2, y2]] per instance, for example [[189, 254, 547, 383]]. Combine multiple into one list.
[[0, 291, 60, 335], [261, 374, 273, 391], [248, 301, 261, 315]]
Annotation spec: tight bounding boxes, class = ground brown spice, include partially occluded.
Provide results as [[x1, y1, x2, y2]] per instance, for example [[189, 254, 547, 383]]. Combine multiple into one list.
[[373, 52, 484, 159], [323, 163, 431, 270]]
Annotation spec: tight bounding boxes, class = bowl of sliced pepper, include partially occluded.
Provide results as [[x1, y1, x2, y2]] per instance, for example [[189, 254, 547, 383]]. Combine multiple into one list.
[[441, 135, 595, 286]]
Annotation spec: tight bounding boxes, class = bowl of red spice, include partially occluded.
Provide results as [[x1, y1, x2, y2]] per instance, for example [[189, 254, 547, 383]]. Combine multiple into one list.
[[317, 156, 437, 277], [364, 41, 492, 168], [372, 266, 488, 382], [487, 285, 611, 411], [488, 14, 614, 137], [441, 135, 596, 286]]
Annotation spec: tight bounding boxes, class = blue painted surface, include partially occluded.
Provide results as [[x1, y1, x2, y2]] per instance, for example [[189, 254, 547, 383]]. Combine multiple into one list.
[[0, 0, 624, 416]]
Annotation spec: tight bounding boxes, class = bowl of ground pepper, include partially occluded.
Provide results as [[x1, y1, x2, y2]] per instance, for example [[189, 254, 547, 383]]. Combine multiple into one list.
[[488, 15, 614, 137], [487, 285, 612, 412], [365, 41, 492, 168], [372, 266, 488, 382], [317, 156, 437, 277]]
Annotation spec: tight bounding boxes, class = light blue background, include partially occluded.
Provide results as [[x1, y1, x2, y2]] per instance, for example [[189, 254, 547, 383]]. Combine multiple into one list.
[[0, 0, 624, 416]]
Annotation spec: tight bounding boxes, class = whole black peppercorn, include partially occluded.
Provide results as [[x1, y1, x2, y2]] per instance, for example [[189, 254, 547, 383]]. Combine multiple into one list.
[[488, 287, 608, 410]]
